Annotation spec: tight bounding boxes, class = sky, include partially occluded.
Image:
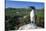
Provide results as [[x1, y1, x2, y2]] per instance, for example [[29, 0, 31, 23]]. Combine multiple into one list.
[[6, 0, 44, 9]]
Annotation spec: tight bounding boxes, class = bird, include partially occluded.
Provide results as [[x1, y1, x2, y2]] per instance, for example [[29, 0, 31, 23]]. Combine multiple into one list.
[[18, 6, 42, 30]]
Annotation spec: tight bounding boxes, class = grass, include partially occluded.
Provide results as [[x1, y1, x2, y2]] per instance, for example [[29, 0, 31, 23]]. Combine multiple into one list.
[[5, 8, 44, 30], [36, 12, 44, 17]]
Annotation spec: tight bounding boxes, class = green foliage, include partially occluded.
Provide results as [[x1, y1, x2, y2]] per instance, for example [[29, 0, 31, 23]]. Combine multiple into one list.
[[5, 8, 44, 31]]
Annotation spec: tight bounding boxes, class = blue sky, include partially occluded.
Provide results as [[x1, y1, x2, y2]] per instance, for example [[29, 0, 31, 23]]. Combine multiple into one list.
[[6, 0, 44, 9]]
